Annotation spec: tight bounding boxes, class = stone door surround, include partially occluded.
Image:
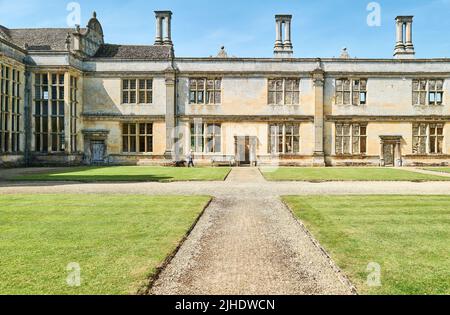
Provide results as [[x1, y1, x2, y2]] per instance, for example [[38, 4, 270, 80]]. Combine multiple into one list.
[[380, 135, 403, 167], [82, 129, 110, 164]]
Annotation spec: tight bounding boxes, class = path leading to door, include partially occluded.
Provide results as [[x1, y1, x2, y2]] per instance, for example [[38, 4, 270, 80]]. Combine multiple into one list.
[[150, 168, 354, 295]]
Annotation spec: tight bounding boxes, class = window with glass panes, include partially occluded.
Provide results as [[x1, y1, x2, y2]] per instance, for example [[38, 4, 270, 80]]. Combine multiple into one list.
[[189, 78, 222, 104], [190, 122, 204, 153], [50, 73, 65, 152], [122, 123, 153, 153], [138, 79, 153, 104], [336, 79, 367, 105], [413, 79, 444, 106], [0, 64, 7, 152], [412, 123, 427, 154], [428, 80, 444, 105], [335, 123, 367, 155], [10, 69, 21, 152], [206, 79, 221, 104], [122, 79, 153, 104], [190, 123, 221, 153], [429, 124, 444, 154], [205, 124, 221, 153], [268, 123, 300, 154], [34, 73, 51, 152], [268, 79, 300, 105], [70, 76, 78, 152], [0, 64, 21, 153], [351, 124, 367, 154], [413, 123, 444, 154]]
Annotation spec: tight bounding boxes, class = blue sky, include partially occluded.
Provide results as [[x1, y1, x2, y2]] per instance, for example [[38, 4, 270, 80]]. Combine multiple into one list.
[[1, 0, 449, 58]]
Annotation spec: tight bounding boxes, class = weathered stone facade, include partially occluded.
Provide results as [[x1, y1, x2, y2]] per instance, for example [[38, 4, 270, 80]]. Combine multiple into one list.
[[0, 11, 449, 167]]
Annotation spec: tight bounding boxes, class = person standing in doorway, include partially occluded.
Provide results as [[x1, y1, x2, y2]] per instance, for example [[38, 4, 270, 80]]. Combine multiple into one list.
[[187, 150, 195, 168]]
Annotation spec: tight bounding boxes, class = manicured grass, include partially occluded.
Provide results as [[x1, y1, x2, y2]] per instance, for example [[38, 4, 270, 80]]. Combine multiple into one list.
[[13, 166, 231, 182], [423, 167, 450, 174], [261, 167, 450, 182], [283, 195, 450, 295], [0, 194, 210, 294]]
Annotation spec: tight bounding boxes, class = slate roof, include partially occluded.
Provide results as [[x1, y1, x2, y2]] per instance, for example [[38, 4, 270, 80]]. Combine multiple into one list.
[[93, 44, 172, 59], [0, 26, 173, 59], [0, 26, 76, 51]]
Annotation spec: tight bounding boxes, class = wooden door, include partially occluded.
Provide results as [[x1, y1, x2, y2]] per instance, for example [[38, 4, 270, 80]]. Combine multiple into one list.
[[91, 140, 105, 163], [383, 144, 394, 166]]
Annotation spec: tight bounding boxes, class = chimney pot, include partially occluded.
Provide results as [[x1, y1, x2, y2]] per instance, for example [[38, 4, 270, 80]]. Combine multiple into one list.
[[155, 11, 173, 46], [274, 14, 294, 58], [394, 16, 415, 59]]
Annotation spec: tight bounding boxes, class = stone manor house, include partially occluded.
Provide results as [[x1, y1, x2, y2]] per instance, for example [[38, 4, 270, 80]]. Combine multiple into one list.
[[0, 11, 449, 167]]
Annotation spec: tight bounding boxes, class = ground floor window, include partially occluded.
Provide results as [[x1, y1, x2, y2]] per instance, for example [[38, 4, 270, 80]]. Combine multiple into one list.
[[70, 76, 79, 152], [413, 123, 444, 154], [34, 73, 65, 152], [268, 123, 300, 154], [190, 123, 221, 153], [1, 64, 22, 153], [122, 123, 153, 153], [335, 123, 367, 155]]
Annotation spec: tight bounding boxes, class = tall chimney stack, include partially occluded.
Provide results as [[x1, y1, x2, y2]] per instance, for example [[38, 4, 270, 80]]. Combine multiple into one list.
[[394, 16, 415, 59], [274, 14, 294, 58], [154, 11, 173, 46]]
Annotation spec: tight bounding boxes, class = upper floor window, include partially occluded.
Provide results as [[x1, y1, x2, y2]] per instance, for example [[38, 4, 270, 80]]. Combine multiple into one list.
[[268, 79, 300, 105], [335, 79, 367, 106], [268, 123, 300, 154], [122, 122, 153, 153], [189, 78, 222, 105], [413, 79, 443, 106], [412, 123, 444, 154], [335, 123, 367, 155], [122, 79, 153, 104]]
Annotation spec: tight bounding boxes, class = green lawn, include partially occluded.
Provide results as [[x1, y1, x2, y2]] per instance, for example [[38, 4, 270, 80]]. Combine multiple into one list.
[[13, 166, 231, 182], [261, 167, 449, 182], [0, 194, 210, 294], [423, 167, 450, 174], [283, 195, 450, 295]]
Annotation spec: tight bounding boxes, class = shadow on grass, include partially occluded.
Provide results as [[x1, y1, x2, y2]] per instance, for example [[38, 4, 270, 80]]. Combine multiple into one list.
[[4, 166, 175, 184]]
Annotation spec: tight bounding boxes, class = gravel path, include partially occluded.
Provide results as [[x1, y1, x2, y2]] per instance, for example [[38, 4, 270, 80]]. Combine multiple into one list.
[[151, 169, 353, 295], [1, 179, 450, 196]]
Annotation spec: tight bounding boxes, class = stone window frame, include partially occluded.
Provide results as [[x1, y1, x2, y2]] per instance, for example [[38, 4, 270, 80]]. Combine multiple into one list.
[[122, 122, 153, 154], [412, 79, 444, 106], [33, 72, 66, 153], [10, 68, 21, 153], [335, 123, 367, 155], [0, 63, 22, 153], [189, 78, 222, 105], [268, 123, 301, 154], [190, 122, 222, 153], [412, 123, 444, 155], [335, 78, 367, 106], [121, 79, 153, 105], [70, 76, 79, 153], [49, 73, 65, 152], [268, 78, 300, 105]]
